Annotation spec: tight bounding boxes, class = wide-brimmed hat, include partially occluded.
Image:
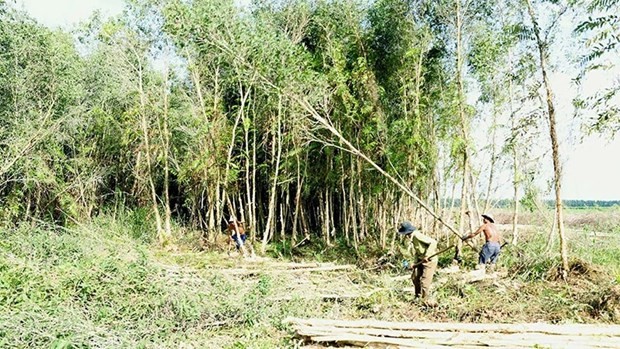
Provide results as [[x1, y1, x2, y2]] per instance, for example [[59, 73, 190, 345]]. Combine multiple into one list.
[[481, 214, 494, 223], [398, 221, 417, 235]]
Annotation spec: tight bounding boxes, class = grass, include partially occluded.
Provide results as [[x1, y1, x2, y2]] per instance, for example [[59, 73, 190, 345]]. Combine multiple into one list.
[[0, 208, 619, 348]]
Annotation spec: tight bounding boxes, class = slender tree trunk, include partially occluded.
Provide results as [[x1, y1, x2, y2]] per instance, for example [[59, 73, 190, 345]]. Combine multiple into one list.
[[526, 0, 569, 279], [457, 157, 468, 259], [292, 155, 302, 244], [350, 157, 359, 250], [455, 0, 470, 260], [467, 169, 480, 228], [511, 144, 520, 245], [484, 105, 499, 214], [252, 118, 257, 240], [262, 97, 283, 251], [340, 161, 349, 244], [162, 68, 172, 240], [279, 200, 286, 242], [244, 98, 253, 234], [508, 51, 520, 245], [323, 187, 331, 245], [447, 174, 457, 218], [137, 62, 165, 245], [357, 160, 366, 241], [213, 67, 224, 237]]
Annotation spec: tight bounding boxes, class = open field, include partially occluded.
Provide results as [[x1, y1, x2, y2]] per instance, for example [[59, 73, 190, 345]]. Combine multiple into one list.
[[1, 208, 619, 348]]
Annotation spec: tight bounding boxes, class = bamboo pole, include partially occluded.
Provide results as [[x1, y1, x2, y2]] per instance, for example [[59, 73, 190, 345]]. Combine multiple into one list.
[[294, 97, 475, 250], [285, 317, 620, 337], [209, 36, 474, 249]]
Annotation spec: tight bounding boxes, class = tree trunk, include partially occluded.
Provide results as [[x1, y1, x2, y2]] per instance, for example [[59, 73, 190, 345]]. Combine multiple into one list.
[[162, 68, 172, 240], [526, 0, 569, 279], [244, 98, 253, 235], [292, 156, 303, 244], [508, 51, 520, 245], [252, 120, 257, 241], [455, 0, 470, 261], [262, 97, 283, 252], [350, 157, 359, 250], [483, 105, 499, 214], [340, 161, 349, 244], [137, 61, 165, 245]]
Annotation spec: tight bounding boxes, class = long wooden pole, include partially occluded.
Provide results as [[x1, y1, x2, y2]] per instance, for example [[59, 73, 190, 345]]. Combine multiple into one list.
[[294, 97, 475, 249], [209, 37, 475, 250], [410, 244, 456, 268]]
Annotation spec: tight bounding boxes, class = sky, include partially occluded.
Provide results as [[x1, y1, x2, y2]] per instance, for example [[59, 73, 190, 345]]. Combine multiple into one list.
[[17, 0, 124, 27], [16, 0, 620, 201]]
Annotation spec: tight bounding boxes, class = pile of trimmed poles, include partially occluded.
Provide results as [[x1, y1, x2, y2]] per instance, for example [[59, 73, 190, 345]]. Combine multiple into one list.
[[285, 317, 620, 348]]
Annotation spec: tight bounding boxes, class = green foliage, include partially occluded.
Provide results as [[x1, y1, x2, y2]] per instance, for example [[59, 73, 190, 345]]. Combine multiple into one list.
[[0, 218, 313, 348], [0, 223, 197, 347], [573, 1, 620, 135]]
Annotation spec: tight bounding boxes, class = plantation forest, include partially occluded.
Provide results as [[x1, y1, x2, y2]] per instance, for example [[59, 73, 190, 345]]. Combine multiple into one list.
[[1, 0, 620, 348]]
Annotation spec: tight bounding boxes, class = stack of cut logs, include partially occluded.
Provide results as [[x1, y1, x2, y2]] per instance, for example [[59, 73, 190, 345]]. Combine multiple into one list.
[[285, 317, 620, 348]]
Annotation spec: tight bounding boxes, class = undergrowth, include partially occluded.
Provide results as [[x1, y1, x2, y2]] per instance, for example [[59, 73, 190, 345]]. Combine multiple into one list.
[[1, 210, 619, 348]]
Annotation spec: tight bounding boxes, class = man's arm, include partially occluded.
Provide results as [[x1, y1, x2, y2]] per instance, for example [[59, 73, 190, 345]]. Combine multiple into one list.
[[414, 232, 437, 261], [463, 224, 485, 241], [425, 239, 437, 260]]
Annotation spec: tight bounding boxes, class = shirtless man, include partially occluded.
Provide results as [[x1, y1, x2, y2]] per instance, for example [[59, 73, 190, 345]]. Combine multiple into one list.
[[462, 214, 501, 268], [227, 217, 247, 257]]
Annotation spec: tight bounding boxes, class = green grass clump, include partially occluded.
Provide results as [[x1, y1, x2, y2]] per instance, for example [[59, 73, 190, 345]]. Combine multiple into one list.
[[0, 221, 212, 348], [0, 216, 349, 348]]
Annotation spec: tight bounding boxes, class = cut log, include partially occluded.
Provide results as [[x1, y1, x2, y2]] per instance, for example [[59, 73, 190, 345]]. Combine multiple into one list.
[[269, 293, 363, 301], [269, 288, 384, 301], [285, 317, 620, 336], [227, 264, 355, 275], [307, 332, 617, 349], [293, 324, 620, 348], [276, 265, 355, 273], [290, 315, 620, 348]]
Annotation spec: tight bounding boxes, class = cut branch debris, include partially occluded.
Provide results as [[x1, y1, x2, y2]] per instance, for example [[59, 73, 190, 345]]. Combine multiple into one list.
[[225, 262, 355, 275]]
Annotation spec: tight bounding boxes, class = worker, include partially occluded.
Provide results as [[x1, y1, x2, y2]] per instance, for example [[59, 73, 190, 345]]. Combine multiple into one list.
[[462, 213, 501, 271], [227, 216, 247, 257], [398, 221, 438, 306]]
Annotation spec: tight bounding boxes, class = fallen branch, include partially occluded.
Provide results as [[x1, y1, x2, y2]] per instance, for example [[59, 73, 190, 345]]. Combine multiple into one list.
[[269, 288, 384, 301], [206, 35, 475, 250], [226, 264, 355, 275], [295, 97, 476, 251]]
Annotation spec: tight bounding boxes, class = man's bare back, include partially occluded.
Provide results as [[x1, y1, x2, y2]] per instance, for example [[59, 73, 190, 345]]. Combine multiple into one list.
[[481, 222, 500, 243], [463, 215, 501, 243]]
